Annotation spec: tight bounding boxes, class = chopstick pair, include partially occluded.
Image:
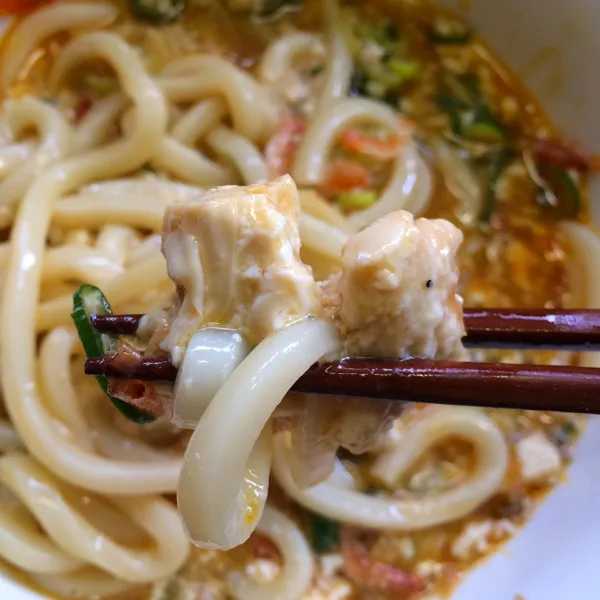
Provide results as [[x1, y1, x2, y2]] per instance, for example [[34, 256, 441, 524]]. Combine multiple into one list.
[[85, 309, 600, 415]]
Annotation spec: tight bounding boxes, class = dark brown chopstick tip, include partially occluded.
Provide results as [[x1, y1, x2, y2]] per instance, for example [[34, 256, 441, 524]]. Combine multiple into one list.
[[92, 309, 600, 351], [91, 314, 144, 335], [86, 355, 178, 382]]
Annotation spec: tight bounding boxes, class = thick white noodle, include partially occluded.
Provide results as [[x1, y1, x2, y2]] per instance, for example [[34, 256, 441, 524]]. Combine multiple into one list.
[[258, 33, 326, 83], [95, 224, 139, 265], [152, 135, 235, 186], [170, 99, 227, 145], [0, 2, 118, 93], [0, 97, 72, 220], [152, 99, 235, 185], [206, 126, 269, 185], [0, 32, 184, 495], [314, 0, 352, 113], [0, 419, 24, 453], [172, 328, 250, 429], [37, 252, 170, 332], [76, 177, 203, 202], [39, 328, 94, 451], [0, 142, 34, 178], [31, 569, 138, 599], [160, 55, 281, 142], [0, 453, 189, 582], [560, 222, 600, 368], [72, 93, 127, 154], [348, 144, 433, 229], [178, 319, 341, 550], [229, 506, 314, 600], [293, 97, 400, 184], [273, 407, 508, 530], [41, 246, 123, 285], [292, 98, 432, 228], [299, 213, 348, 260], [53, 195, 167, 232]]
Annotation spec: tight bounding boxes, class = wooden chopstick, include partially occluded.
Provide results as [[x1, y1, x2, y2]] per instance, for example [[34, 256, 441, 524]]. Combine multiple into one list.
[[462, 308, 600, 350], [84, 354, 600, 414], [91, 308, 600, 351], [85, 307, 600, 414]]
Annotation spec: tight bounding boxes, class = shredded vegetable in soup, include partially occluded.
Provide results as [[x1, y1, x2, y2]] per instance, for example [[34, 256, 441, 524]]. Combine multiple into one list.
[[0, 0, 596, 599]]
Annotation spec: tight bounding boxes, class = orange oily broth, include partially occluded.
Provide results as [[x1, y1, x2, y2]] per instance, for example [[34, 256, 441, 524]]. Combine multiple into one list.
[[0, 0, 587, 599]]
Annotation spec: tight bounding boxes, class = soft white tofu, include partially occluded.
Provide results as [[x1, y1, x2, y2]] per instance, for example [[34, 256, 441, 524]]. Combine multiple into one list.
[[451, 521, 493, 559], [323, 210, 466, 360], [516, 431, 562, 484], [285, 210, 466, 488], [451, 519, 518, 559], [160, 175, 321, 363]]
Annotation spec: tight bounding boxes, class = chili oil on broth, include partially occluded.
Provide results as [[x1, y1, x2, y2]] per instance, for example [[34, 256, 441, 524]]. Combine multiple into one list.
[[0, 0, 589, 599]]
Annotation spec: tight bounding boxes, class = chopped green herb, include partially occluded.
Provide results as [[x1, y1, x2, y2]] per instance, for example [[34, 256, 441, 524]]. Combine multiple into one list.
[[150, 578, 180, 600], [460, 106, 505, 143], [349, 69, 368, 97], [338, 190, 378, 210], [374, 22, 399, 44], [141, 163, 156, 173], [437, 75, 505, 145], [129, 0, 185, 25], [365, 80, 387, 98], [429, 17, 472, 44], [82, 73, 119, 95], [254, 0, 303, 20], [71, 285, 156, 424], [362, 485, 383, 496], [537, 165, 581, 217], [446, 73, 483, 106], [551, 419, 579, 447], [309, 513, 340, 553], [310, 65, 324, 77], [387, 59, 421, 81], [436, 94, 465, 134], [383, 88, 402, 110], [480, 149, 510, 223], [562, 420, 578, 437]]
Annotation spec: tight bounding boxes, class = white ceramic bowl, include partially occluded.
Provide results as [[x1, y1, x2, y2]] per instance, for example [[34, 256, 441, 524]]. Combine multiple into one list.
[[1, 1, 599, 598]]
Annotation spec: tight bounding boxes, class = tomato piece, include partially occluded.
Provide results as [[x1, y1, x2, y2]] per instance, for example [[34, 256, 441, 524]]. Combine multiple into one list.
[[339, 130, 403, 160], [249, 533, 281, 562], [265, 117, 305, 178], [341, 527, 425, 597], [0, 0, 49, 16], [338, 120, 413, 160], [530, 137, 600, 173], [319, 160, 371, 197], [74, 96, 93, 122]]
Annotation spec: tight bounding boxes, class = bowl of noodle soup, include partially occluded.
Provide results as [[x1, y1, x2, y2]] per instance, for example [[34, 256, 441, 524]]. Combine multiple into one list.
[[0, 0, 599, 599]]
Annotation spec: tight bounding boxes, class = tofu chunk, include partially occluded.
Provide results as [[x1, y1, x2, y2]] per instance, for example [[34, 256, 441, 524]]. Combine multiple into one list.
[[323, 210, 466, 360], [516, 431, 562, 483], [451, 519, 517, 559], [450, 521, 493, 559], [282, 211, 465, 488], [160, 175, 321, 363]]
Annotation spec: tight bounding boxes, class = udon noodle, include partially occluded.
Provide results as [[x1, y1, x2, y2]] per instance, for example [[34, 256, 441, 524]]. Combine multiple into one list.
[[0, 0, 595, 599]]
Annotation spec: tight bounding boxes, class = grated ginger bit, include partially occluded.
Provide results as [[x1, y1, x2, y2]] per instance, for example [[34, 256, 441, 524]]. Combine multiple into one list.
[[416, 560, 444, 579], [451, 519, 519, 559], [320, 553, 345, 578], [516, 431, 562, 483], [305, 577, 353, 600], [244, 499, 259, 524], [245, 558, 280, 583]]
